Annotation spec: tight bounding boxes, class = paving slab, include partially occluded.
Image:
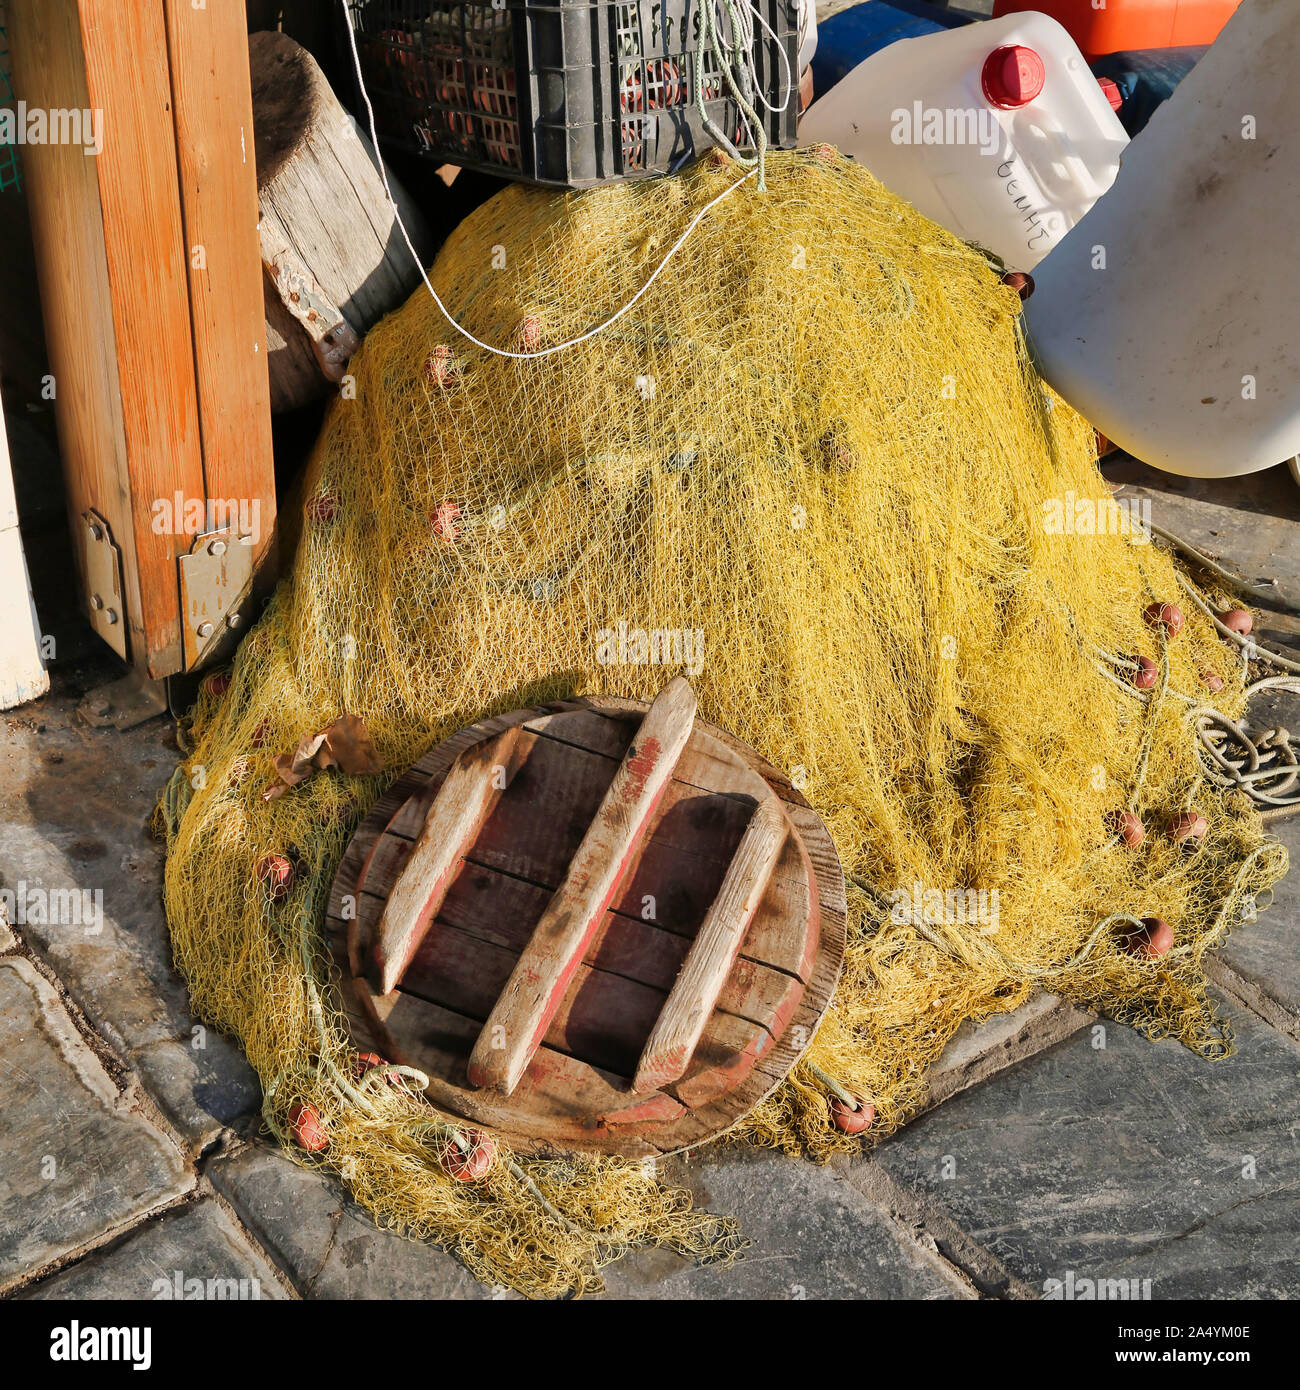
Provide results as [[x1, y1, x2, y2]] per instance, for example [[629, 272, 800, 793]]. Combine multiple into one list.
[[923, 991, 1094, 1110], [19, 1198, 288, 1301], [1213, 809, 1300, 1036], [0, 692, 261, 1152], [0, 956, 193, 1291], [207, 1142, 498, 1299], [601, 1146, 972, 1300], [873, 1003, 1300, 1299]]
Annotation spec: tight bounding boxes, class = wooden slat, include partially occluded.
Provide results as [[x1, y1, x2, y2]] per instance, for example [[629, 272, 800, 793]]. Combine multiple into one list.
[[467, 677, 697, 1095], [164, 0, 277, 590], [634, 796, 789, 1092], [373, 726, 525, 995]]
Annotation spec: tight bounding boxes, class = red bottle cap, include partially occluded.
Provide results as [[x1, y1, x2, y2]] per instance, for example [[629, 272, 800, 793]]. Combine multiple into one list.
[[981, 45, 1046, 109], [1097, 76, 1123, 111]]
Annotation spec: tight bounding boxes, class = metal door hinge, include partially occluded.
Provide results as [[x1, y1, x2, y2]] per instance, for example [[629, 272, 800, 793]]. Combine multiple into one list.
[[82, 509, 127, 660], [178, 528, 257, 670]]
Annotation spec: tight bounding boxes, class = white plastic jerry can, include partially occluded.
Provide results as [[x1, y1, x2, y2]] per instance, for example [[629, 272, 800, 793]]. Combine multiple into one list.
[[799, 11, 1129, 270]]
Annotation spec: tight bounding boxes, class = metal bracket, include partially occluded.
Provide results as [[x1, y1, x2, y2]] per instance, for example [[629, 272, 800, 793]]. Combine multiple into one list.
[[82, 509, 127, 660], [178, 528, 257, 670]]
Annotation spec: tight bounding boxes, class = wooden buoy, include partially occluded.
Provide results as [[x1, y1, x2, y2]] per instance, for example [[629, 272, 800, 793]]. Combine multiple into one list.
[[439, 1129, 496, 1182], [324, 684, 846, 1159], [256, 853, 294, 903], [249, 32, 435, 413]]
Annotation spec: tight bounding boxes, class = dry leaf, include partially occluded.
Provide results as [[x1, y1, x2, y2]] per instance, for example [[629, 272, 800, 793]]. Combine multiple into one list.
[[262, 714, 381, 801]]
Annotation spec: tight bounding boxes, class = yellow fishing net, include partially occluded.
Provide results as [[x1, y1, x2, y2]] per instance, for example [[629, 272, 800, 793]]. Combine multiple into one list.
[[157, 148, 1287, 1297]]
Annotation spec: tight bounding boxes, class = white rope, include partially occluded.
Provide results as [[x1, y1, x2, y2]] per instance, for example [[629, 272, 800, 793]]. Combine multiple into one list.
[[341, 0, 768, 361]]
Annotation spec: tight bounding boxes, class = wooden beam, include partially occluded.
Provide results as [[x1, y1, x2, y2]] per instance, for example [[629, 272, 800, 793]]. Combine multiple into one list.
[[467, 676, 698, 1095], [633, 796, 788, 1092], [372, 727, 527, 996]]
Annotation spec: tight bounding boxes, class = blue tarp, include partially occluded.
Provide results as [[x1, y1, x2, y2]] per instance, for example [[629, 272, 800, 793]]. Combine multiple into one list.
[[811, 1, 972, 94]]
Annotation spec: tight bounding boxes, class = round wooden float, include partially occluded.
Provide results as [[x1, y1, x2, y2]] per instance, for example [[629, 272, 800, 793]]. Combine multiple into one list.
[[324, 682, 846, 1158]]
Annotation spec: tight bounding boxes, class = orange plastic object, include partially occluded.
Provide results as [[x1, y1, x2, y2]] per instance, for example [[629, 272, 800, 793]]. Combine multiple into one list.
[[991, 1, 1242, 59]]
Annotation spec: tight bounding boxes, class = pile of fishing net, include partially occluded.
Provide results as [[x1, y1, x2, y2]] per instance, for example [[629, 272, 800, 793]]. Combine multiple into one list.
[[157, 147, 1288, 1297]]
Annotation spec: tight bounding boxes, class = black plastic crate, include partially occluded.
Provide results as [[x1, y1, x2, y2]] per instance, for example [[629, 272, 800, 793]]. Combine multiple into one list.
[[346, 0, 799, 188]]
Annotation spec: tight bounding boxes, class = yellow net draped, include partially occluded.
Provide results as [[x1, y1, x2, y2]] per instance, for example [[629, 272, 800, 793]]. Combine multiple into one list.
[[158, 149, 1286, 1297]]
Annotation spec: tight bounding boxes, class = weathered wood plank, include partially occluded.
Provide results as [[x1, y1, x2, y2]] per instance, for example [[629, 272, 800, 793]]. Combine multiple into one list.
[[467, 677, 697, 1095], [165, 0, 276, 602], [372, 726, 525, 995], [634, 796, 789, 1092]]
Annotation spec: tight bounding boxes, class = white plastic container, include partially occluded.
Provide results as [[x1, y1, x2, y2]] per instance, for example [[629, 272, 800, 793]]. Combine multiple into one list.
[[799, 12, 1129, 270], [1027, 0, 1300, 478]]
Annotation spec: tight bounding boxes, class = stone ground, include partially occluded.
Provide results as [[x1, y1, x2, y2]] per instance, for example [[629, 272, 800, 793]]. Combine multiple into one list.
[[2, 390, 1297, 1298]]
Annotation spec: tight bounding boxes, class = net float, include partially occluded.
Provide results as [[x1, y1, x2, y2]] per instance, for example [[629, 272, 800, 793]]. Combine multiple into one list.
[[518, 315, 543, 351], [430, 500, 462, 542], [288, 1102, 329, 1153], [1001, 270, 1035, 301], [438, 1128, 496, 1182], [1122, 916, 1174, 960], [1219, 608, 1253, 637], [1143, 601, 1184, 637], [424, 345, 458, 387], [250, 720, 272, 749], [830, 1096, 875, 1134], [1199, 666, 1225, 693], [1130, 655, 1158, 689], [352, 1051, 401, 1086], [1169, 811, 1208, 845], [201, 671, 231, 698], [256, 853, 295, 903], [1106, 809, 1145, 848], [306, 493, 338, 524]]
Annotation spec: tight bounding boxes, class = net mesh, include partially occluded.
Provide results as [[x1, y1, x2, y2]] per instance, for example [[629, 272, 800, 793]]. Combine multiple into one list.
[[157, 148, 1287, 1297]]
